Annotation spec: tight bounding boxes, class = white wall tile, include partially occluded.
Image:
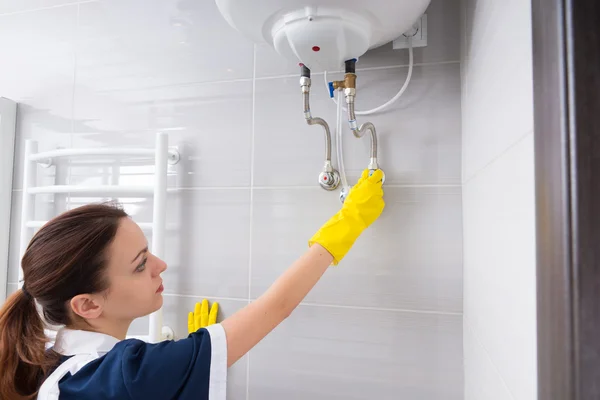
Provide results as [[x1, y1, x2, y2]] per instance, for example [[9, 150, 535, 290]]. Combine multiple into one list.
[[461, 0, 537, 396], [160, 189, 251, 299], [7, 190, 70, 283], [76, 0, 254, 91], [0, 4, 75, 110], [357, 0, 462, 69], [5, 282, 18, 297], [462, 0, 533, 181], [0, 5, 75, 79], [0, 1, 80, 15], [464, 322, 515, 400], [253, 75, 334, 187], [251, 186, 463, 312], [249, 304, 463, 400], [463, 133, 537, 399], [0, 5, 76, 188], [71, 80, 254, 187], [12, 116, 72, 190]]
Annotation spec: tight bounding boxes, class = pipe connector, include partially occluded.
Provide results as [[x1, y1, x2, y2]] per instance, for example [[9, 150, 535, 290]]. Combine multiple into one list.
[[368, 158, 385, 184], [368, 157, 379, 171], [300, 76, 311, 93], [332, 74, 356, 92], [300, 64, 311, 78], [332, 80, 345, 90], [318, 161, 340, 191], [343, 73, 356, 90]]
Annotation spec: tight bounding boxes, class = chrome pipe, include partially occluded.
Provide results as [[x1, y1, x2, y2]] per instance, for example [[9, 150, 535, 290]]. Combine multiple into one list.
[[302, 90, 332, 162], [348, 101, 379, 170], [300, 73, 340, 191]]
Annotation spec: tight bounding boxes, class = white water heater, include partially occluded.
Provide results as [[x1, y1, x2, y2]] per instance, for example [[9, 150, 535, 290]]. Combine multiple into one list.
[[215, 0, 431, 71]]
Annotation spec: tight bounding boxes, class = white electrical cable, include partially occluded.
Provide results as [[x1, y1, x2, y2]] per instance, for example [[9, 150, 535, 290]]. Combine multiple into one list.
[[336, 89, 349, 193], [325, 37, 414, 116]]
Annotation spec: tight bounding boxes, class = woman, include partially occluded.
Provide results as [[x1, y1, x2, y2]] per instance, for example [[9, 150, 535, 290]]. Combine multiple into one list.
[[0, 169, 384, 400]]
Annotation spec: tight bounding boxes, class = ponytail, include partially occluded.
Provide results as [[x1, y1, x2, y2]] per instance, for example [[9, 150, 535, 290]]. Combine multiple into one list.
[[0, 289, 59, 400], [0, 203, 128, 399]]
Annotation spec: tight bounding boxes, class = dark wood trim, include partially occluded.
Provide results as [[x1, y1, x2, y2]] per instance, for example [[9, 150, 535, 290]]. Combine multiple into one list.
[[532, 0, 600, 399]]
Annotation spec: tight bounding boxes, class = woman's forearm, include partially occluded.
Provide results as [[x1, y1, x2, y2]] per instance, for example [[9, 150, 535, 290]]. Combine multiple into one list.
[[221, 244, 333, 367]]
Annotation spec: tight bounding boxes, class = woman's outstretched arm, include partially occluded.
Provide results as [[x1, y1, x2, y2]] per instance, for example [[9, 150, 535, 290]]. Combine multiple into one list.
[[221, 169, 385, 367], [221, 243, 332, 366]]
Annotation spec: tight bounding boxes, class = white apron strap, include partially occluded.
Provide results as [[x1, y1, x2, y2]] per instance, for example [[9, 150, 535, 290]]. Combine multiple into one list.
[[37, 354, 98, 400]]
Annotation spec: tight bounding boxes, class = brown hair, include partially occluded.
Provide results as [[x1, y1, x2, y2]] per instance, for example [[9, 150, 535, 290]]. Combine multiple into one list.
[[0, 203, 128, 399]]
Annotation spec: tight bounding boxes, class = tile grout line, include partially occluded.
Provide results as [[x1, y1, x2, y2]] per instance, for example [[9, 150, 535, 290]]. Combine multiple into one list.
[[297, 302, 463, 316], [6, 287, 461, 318], [160, 183, 462, 191], [70, 3, 78, 141], [463, 129, 533, 185], [248, 43, 257, 305], [168, 183, 462, 189], [70, 60, 460, 95], [161, 293, 462, 316], [11, 183, 461, 193], [464, 320, 517, 399], [81, 58, 460, 96], [0, 0, 98, 17], [254, 60, 461, 81], [12, 184, 462, 195], [94, 77, 255, 95], [245, 43, 258, 400], [66, 3, 80, 194], [162, 294, 249, 303]]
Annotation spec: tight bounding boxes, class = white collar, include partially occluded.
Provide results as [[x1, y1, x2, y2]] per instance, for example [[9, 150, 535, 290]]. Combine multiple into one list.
[[53, 328, 121, 356]]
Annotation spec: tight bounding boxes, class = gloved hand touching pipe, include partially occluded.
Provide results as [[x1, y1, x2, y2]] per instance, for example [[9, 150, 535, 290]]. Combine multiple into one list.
[[309, 168, 385, 265], [188, 299, 219, 333]]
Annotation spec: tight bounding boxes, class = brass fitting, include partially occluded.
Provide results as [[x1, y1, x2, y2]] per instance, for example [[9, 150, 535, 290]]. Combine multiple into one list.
[[344, 73, 356, 89], [332, 80, 345, 90], [332, 74, 357, 91]]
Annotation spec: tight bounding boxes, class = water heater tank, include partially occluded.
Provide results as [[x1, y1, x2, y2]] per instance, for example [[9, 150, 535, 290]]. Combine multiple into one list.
[[215, 0, 431, 71]]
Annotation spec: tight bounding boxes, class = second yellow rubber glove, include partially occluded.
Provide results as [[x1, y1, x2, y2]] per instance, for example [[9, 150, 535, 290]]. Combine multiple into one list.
[[187, 299, 219, 333], [309, 169, 385, 265]]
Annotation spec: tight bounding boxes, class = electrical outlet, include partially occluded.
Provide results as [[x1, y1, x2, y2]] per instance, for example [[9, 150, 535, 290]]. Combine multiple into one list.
[[393, 14, 427, 49]]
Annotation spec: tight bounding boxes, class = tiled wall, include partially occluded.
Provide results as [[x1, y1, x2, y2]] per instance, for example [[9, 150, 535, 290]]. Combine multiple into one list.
[[1, 0, 463, 398], [461, 0, 537, 399]]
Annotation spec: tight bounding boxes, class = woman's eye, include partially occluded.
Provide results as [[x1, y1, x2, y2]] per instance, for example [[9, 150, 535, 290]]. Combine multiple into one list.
[[135, 258, 147, 272]]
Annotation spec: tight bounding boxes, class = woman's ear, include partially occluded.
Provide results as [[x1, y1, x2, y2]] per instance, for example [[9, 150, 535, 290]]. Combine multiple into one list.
[[69, 294, 105, 320]]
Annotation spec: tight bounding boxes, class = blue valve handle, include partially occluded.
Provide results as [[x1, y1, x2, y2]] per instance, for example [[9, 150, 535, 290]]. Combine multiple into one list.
[[328, 81, 335, 98]]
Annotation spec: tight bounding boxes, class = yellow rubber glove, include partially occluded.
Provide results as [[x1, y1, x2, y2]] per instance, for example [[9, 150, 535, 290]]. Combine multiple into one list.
[[309, 169, 385, 265], [187, 299, 219, 333]]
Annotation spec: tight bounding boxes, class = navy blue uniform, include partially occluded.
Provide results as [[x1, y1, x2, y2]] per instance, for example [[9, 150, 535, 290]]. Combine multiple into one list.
[[37, 325, 227, 400]]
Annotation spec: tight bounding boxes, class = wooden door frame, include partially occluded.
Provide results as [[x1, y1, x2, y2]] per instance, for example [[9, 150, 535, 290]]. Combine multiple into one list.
[[532, 0, 600, 398]]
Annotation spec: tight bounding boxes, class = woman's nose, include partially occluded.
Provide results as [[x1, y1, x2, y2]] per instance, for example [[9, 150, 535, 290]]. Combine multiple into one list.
[[152, 254, 168, 276]]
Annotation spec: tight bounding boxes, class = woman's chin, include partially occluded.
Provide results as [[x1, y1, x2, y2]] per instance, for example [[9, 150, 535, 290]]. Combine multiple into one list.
[[148, 296, 164, 313], [154, 295, 164, 308]]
